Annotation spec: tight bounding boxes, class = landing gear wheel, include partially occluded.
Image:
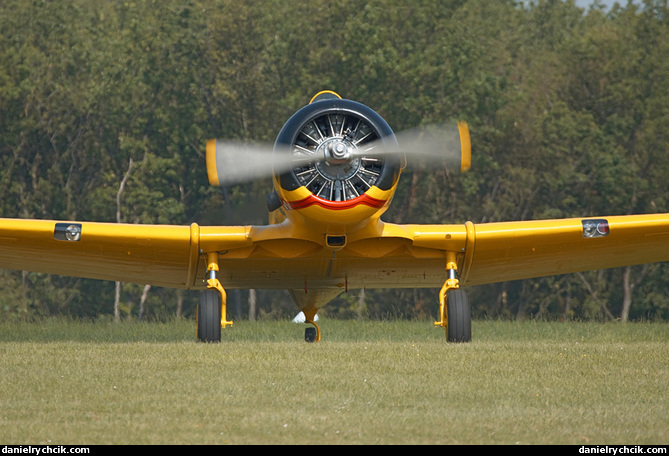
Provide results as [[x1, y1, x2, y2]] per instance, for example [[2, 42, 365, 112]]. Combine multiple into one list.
[[197, 289, 221, 343], [447, 289, 471, 343], [305, 327, 317, 343]]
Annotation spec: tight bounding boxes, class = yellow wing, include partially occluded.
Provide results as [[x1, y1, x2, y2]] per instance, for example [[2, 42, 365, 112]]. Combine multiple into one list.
[[0, 219, 204, 288], [405, 213, 669, 287], [0, 218, 331, 290], [1, 213, 668, 292], [195, 213, 669, 291]]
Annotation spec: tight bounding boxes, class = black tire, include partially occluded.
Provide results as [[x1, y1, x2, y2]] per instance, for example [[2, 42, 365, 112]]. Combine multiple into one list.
[[197, 289, 221, 343], [305, 327, 317, 342], [447, 289, 471, 343]]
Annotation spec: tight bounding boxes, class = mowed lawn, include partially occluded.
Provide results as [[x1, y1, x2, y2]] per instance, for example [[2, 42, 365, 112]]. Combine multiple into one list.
[[0, 319, 667, 445]]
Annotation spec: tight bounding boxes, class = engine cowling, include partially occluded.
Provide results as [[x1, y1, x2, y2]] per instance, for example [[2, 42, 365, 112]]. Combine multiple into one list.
[[271, 91, 403, 232]]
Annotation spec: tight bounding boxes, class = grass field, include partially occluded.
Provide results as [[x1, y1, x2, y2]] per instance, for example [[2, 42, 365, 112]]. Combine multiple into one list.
[[0, 318, 667, 445]]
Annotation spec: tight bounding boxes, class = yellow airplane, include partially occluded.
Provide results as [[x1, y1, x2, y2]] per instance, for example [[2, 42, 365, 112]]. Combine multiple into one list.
[[1, 90, 669, 343]]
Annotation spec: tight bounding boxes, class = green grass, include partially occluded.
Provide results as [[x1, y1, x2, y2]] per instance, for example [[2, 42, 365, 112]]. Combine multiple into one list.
[[0, 319, 667, 444]]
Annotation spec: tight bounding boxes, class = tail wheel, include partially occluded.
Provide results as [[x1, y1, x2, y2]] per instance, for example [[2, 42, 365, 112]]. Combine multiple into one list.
[[447, 289, 471, 343], [305, 327, 317, 342], [197, 289, 221, 343]]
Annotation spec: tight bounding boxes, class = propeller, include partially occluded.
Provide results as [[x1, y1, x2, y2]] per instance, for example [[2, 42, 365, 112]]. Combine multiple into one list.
[[206, 121, 470, 187]]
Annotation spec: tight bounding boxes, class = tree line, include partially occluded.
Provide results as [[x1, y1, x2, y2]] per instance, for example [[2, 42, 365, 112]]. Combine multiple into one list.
[[0, 0, 667, 322]]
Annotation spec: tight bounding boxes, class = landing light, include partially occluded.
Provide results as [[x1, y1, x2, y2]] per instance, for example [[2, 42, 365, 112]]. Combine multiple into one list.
[[582, 219, 609, 238], [54, 223, 82, 241]]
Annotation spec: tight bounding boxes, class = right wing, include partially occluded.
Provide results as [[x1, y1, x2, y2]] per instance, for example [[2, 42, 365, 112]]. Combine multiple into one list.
[[0, 219, 201, 288]]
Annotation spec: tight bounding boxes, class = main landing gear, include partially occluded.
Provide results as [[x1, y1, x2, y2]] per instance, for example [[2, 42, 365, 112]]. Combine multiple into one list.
[[196, 251, 472, 343], [435, 251, 472, 342], [196, 253, 232, 343]]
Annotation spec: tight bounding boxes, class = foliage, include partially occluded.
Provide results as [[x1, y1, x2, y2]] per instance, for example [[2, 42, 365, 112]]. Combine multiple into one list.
[[0, 0, 668, 322]]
